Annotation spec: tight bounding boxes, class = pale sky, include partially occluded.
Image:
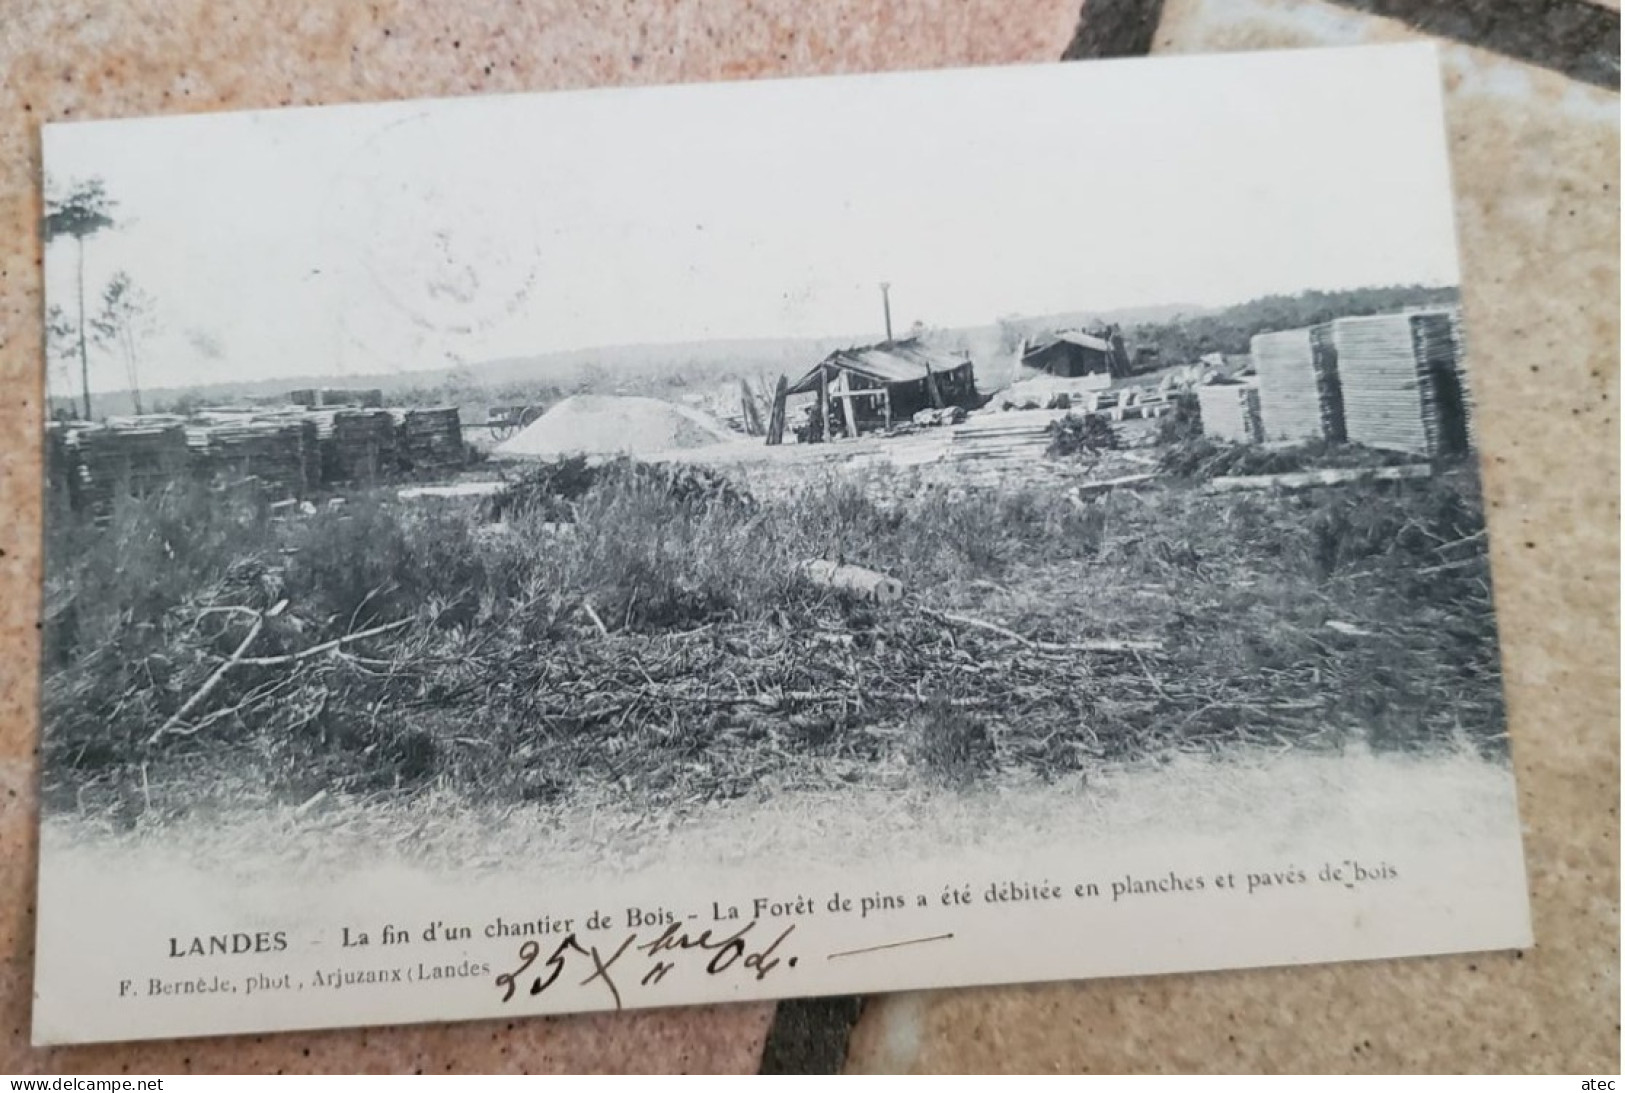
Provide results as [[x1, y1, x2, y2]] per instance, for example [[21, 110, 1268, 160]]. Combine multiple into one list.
[[42, 43, 1462, 395]]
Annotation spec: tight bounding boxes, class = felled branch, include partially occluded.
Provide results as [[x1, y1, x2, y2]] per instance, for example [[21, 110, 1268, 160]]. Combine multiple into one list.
[[233, 617, 413, 667], [1204, 464, 1431, 493], [579, 597, 612, 638], [147, 615, 267, 746], [150, 610, 413, 747]]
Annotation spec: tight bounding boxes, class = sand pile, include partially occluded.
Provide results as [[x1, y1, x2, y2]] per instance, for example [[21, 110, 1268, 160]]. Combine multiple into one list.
[[494, 394, 739, 459]]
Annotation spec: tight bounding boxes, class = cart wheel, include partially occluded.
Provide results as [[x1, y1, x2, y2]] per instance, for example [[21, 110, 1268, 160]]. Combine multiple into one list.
[[491, 422, 517, 442], [519, 406, 545, 428]]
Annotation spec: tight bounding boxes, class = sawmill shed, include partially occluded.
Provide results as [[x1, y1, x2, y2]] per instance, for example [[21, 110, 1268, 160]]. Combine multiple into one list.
[[787, 338, 977, 437], [1018, 329, 1132, 382]]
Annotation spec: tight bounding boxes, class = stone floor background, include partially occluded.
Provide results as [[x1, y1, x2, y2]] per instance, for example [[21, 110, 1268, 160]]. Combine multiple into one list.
[[0, 0, 1616, 1074]]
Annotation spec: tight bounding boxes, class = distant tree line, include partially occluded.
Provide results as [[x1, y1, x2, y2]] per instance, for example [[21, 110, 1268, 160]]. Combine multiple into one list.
[[1128, 284, 1462, 365]]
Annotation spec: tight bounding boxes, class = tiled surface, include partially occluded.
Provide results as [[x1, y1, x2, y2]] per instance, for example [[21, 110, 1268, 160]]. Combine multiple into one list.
[[1, 0, 1617, 1074], [847, 0, 1620, 1073], [0, 0, 1078, 1073]]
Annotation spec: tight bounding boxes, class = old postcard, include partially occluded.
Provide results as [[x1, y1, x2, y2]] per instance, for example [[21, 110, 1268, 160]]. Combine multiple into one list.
[[33, 43, 1530, 1045]]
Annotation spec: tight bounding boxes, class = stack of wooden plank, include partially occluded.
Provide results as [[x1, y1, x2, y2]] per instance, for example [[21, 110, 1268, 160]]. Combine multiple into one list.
[[73, 422, 189, 509], [193, 419, 319, 497], [950, 411, 1064, 462], [1449, 307, 1477, 451], [295, 416, 322, 489], [1250, 328, 1343, 442], [1408, 309, 1472, 455], [1327, 309, 1469, 456], [395, 407, 464, 472], [1308, 324, 1347, 443], [327, 409, 398, 483], [44, 422, 77, 511], [289, 387, 384, 409], [1196, 381, 1264, 444]]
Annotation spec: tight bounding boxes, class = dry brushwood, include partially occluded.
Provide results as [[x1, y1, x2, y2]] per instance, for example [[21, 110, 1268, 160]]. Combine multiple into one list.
[[146, 612, 269, 746], [232, 617, 413, 666], [147, 603, 409, 746], [916, 606, 1162, 654]]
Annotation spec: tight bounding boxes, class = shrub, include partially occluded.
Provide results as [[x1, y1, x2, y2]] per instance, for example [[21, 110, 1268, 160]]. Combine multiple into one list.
[[908, 702, 997, 788], [1046, 412, 1117, 457], [1157, 390, 1203, 445], [488, 457, 754, 522]]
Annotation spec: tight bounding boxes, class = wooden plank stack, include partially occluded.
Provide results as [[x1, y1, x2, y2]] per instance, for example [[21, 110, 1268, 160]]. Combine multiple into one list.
[[328, 409, 398, 483], [1196, 381, 1264, 444], [1449, 307, 1477, 450], [73, 422, 190, 510], [1409, 309, 1472, 455], [192, 419, 319, 498], [289, 387, 385, 409], [1327, 309, 1469, 456], [1323, 313, 1426, 454], [45, 422, 78, 513], [950, 412, 1064, 461], [1250, 328, 1343, 442], [1308, 323, 1347, 443], [395, 407, 464, 472]]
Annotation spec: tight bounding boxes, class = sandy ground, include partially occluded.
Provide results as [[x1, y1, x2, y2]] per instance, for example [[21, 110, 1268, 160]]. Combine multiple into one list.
[[42, 743, 1521, 885], [494, 394, 739, 458]]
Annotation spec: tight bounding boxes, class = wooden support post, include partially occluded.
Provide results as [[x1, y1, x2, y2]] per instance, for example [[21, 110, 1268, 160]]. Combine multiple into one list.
[[818, 367, 830, 443], [842, 394, 862, 437], [925, 363, 944, 409], [739, 378, 763, 436], [831, 372, 853, 438], [765, 375, 789, 446]]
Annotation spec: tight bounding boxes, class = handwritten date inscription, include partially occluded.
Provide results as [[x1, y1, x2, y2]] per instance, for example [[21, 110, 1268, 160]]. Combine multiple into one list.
[[494, 920, 798, 1009]]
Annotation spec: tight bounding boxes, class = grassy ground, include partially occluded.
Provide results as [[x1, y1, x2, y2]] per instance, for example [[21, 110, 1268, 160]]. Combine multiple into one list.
[[40, 744, 1519, 882], [39, 443, 1506, 834]]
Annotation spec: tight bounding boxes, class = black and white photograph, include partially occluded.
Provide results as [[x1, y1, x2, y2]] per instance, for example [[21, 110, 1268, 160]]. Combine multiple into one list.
[[33, 43, 1531, 1046]]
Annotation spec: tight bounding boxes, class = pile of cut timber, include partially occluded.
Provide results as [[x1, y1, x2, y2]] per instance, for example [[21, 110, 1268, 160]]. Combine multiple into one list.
[[73, 422, 190, 509], [1195, 382, 1263, 444], [1328, 309, 1469, 456], [949, 412, 1064, 461], [1251, 328, 1343, 442], [1449, 308, 1476, 450], [395, 407, 464, 472], [192, 419, 319, 497], [288, 387, 383, 409], [45, 423, 75, 504], [328, 410, 398, 483], [1412, 309, 1474, 454]]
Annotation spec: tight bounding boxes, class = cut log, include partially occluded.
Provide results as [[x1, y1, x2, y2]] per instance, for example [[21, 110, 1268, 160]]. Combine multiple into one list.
[[798, 560, 905, 603], [1073, 473, 1156, 499], [1204, 464, 1431, 493]]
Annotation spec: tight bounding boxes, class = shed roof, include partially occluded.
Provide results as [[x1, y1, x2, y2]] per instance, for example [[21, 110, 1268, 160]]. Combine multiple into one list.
[[1024, 329, 1114, 357], [787, 338, 972, 395]]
